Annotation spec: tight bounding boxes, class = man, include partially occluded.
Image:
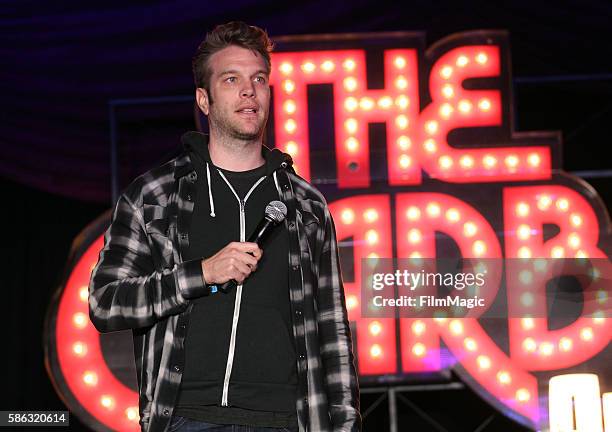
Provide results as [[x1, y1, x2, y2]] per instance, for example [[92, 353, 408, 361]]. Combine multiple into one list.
[[89, 21, 360, 432]]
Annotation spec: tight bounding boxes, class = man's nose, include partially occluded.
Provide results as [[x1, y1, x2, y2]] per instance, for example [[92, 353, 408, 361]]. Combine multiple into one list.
[[240, 82, 255, 98]]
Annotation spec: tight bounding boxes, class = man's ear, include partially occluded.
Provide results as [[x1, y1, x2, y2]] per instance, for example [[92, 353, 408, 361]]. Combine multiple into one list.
[[196, 88, 210, 116]]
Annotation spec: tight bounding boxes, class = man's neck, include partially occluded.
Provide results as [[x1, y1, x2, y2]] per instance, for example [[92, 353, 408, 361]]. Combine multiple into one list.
[[208, 134, 265, 172]]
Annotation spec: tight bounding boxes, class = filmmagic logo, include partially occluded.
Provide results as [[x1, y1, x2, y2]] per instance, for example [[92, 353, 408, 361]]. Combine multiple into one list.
[[371, 269, 486, 310], [362, 258, 499, 318], [372, 294, 486, 309]]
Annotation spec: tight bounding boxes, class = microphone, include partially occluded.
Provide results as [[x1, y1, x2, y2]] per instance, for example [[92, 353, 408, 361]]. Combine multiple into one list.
[[219, 200, 287, 293]]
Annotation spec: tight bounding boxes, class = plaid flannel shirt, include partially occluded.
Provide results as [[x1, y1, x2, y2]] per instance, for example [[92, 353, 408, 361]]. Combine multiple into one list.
[[89, 150, 361, 432]]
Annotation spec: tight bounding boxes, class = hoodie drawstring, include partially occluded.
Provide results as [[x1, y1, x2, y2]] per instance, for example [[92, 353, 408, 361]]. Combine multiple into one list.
[[206, 162, 216, 217]]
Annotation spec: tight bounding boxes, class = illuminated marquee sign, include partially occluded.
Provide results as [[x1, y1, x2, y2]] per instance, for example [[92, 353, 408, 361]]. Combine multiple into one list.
[[45, 31, 611, 431]]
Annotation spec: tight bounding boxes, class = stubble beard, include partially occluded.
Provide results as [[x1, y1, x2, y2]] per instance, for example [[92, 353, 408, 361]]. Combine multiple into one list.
[[209, 105, 268, 143]]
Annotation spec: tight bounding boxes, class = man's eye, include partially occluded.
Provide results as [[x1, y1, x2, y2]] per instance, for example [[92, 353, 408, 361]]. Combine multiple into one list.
[[254, 76, 267, 83], [225, 77, 237, 83]]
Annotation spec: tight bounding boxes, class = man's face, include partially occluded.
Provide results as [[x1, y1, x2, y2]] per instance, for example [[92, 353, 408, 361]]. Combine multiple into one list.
[[197, 45, 270, 142]]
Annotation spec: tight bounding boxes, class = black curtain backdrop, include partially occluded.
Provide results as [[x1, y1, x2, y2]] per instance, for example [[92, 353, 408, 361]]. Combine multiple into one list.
[[2, 1, 611, 430], [1, 177, 105, 428], [2, 0, 611, 202]]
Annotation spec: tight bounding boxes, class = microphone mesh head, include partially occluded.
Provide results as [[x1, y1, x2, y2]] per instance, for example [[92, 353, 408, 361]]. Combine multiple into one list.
[[266, 200, 287, 223]]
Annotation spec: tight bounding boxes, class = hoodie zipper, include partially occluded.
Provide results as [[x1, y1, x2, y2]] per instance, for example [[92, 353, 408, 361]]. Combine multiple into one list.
[[216, 170, 266, 407]]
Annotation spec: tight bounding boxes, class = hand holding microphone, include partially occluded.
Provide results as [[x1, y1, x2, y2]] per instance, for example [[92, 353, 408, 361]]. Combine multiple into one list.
[[200, 200, 288, 293], [201, 241, 262, 287]]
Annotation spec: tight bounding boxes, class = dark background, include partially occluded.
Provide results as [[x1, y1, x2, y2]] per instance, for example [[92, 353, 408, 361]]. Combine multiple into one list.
[[2, 1, 611, 430]]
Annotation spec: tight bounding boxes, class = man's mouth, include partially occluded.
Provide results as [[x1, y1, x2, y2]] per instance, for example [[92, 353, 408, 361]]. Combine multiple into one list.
[[236, 108, 258, 114]]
